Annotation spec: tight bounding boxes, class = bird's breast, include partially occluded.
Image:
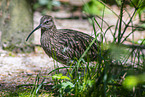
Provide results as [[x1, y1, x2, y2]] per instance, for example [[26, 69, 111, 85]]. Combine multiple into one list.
[[41, 34, 53, 53]]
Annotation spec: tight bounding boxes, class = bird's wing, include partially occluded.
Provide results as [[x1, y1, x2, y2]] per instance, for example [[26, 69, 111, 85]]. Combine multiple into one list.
[[57, 29, 100, 62]]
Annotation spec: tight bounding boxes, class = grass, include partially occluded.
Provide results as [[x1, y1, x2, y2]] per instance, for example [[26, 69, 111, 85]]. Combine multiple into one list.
[[1, 0, 145, 96]]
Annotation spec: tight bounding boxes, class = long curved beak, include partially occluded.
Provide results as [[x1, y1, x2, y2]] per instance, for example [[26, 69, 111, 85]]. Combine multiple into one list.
[[26, 24, 41, 41]]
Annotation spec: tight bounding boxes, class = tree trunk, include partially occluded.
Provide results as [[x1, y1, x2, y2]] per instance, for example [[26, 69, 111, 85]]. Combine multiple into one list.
[[0, 0, 34, 53]]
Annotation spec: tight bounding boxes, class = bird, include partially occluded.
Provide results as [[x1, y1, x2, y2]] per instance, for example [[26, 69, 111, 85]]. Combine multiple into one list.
[[26, 15, 101, 65]]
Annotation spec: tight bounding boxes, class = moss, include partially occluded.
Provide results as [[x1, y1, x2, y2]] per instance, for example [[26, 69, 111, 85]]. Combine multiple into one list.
[[1, 0, 34, 52]]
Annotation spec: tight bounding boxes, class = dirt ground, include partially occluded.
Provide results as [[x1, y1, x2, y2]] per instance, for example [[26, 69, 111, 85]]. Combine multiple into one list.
[[0, 6, 145, 94]]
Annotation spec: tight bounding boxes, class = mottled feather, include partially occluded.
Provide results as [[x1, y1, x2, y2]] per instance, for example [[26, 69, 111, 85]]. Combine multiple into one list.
[[26, 15, 101, 65]]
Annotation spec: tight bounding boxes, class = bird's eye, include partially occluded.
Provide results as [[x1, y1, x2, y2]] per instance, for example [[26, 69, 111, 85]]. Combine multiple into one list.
[[45, 21, 49, 24]]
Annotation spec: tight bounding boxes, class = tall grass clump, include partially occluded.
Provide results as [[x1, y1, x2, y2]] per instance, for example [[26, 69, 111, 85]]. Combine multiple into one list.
[[16, 0, 145, 96]]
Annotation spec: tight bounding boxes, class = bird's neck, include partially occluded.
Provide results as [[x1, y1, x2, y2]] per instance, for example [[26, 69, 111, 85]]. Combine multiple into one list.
[[41, 25, 57, 37], [40, 25, 58, 48]]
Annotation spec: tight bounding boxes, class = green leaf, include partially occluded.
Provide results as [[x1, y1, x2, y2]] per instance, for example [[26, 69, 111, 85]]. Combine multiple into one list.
[[52, 73, 71, 80], [61, 81, 74, 89], [123, 76, 138, 90], [38, 0, 49, 5], [52, 73, 63, 79]]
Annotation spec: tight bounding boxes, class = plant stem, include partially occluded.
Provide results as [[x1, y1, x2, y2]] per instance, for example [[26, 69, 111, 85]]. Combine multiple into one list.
[[118, 0, 125, 43]]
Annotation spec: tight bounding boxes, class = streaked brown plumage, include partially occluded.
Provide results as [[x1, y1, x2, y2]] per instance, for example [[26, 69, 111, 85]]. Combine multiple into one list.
[[26, 15, 100, 65]]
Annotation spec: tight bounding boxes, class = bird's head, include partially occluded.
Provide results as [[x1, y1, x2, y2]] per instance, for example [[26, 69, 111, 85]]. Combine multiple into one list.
[[26, 15, 54, 41], [40, 15, 54, 30]]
